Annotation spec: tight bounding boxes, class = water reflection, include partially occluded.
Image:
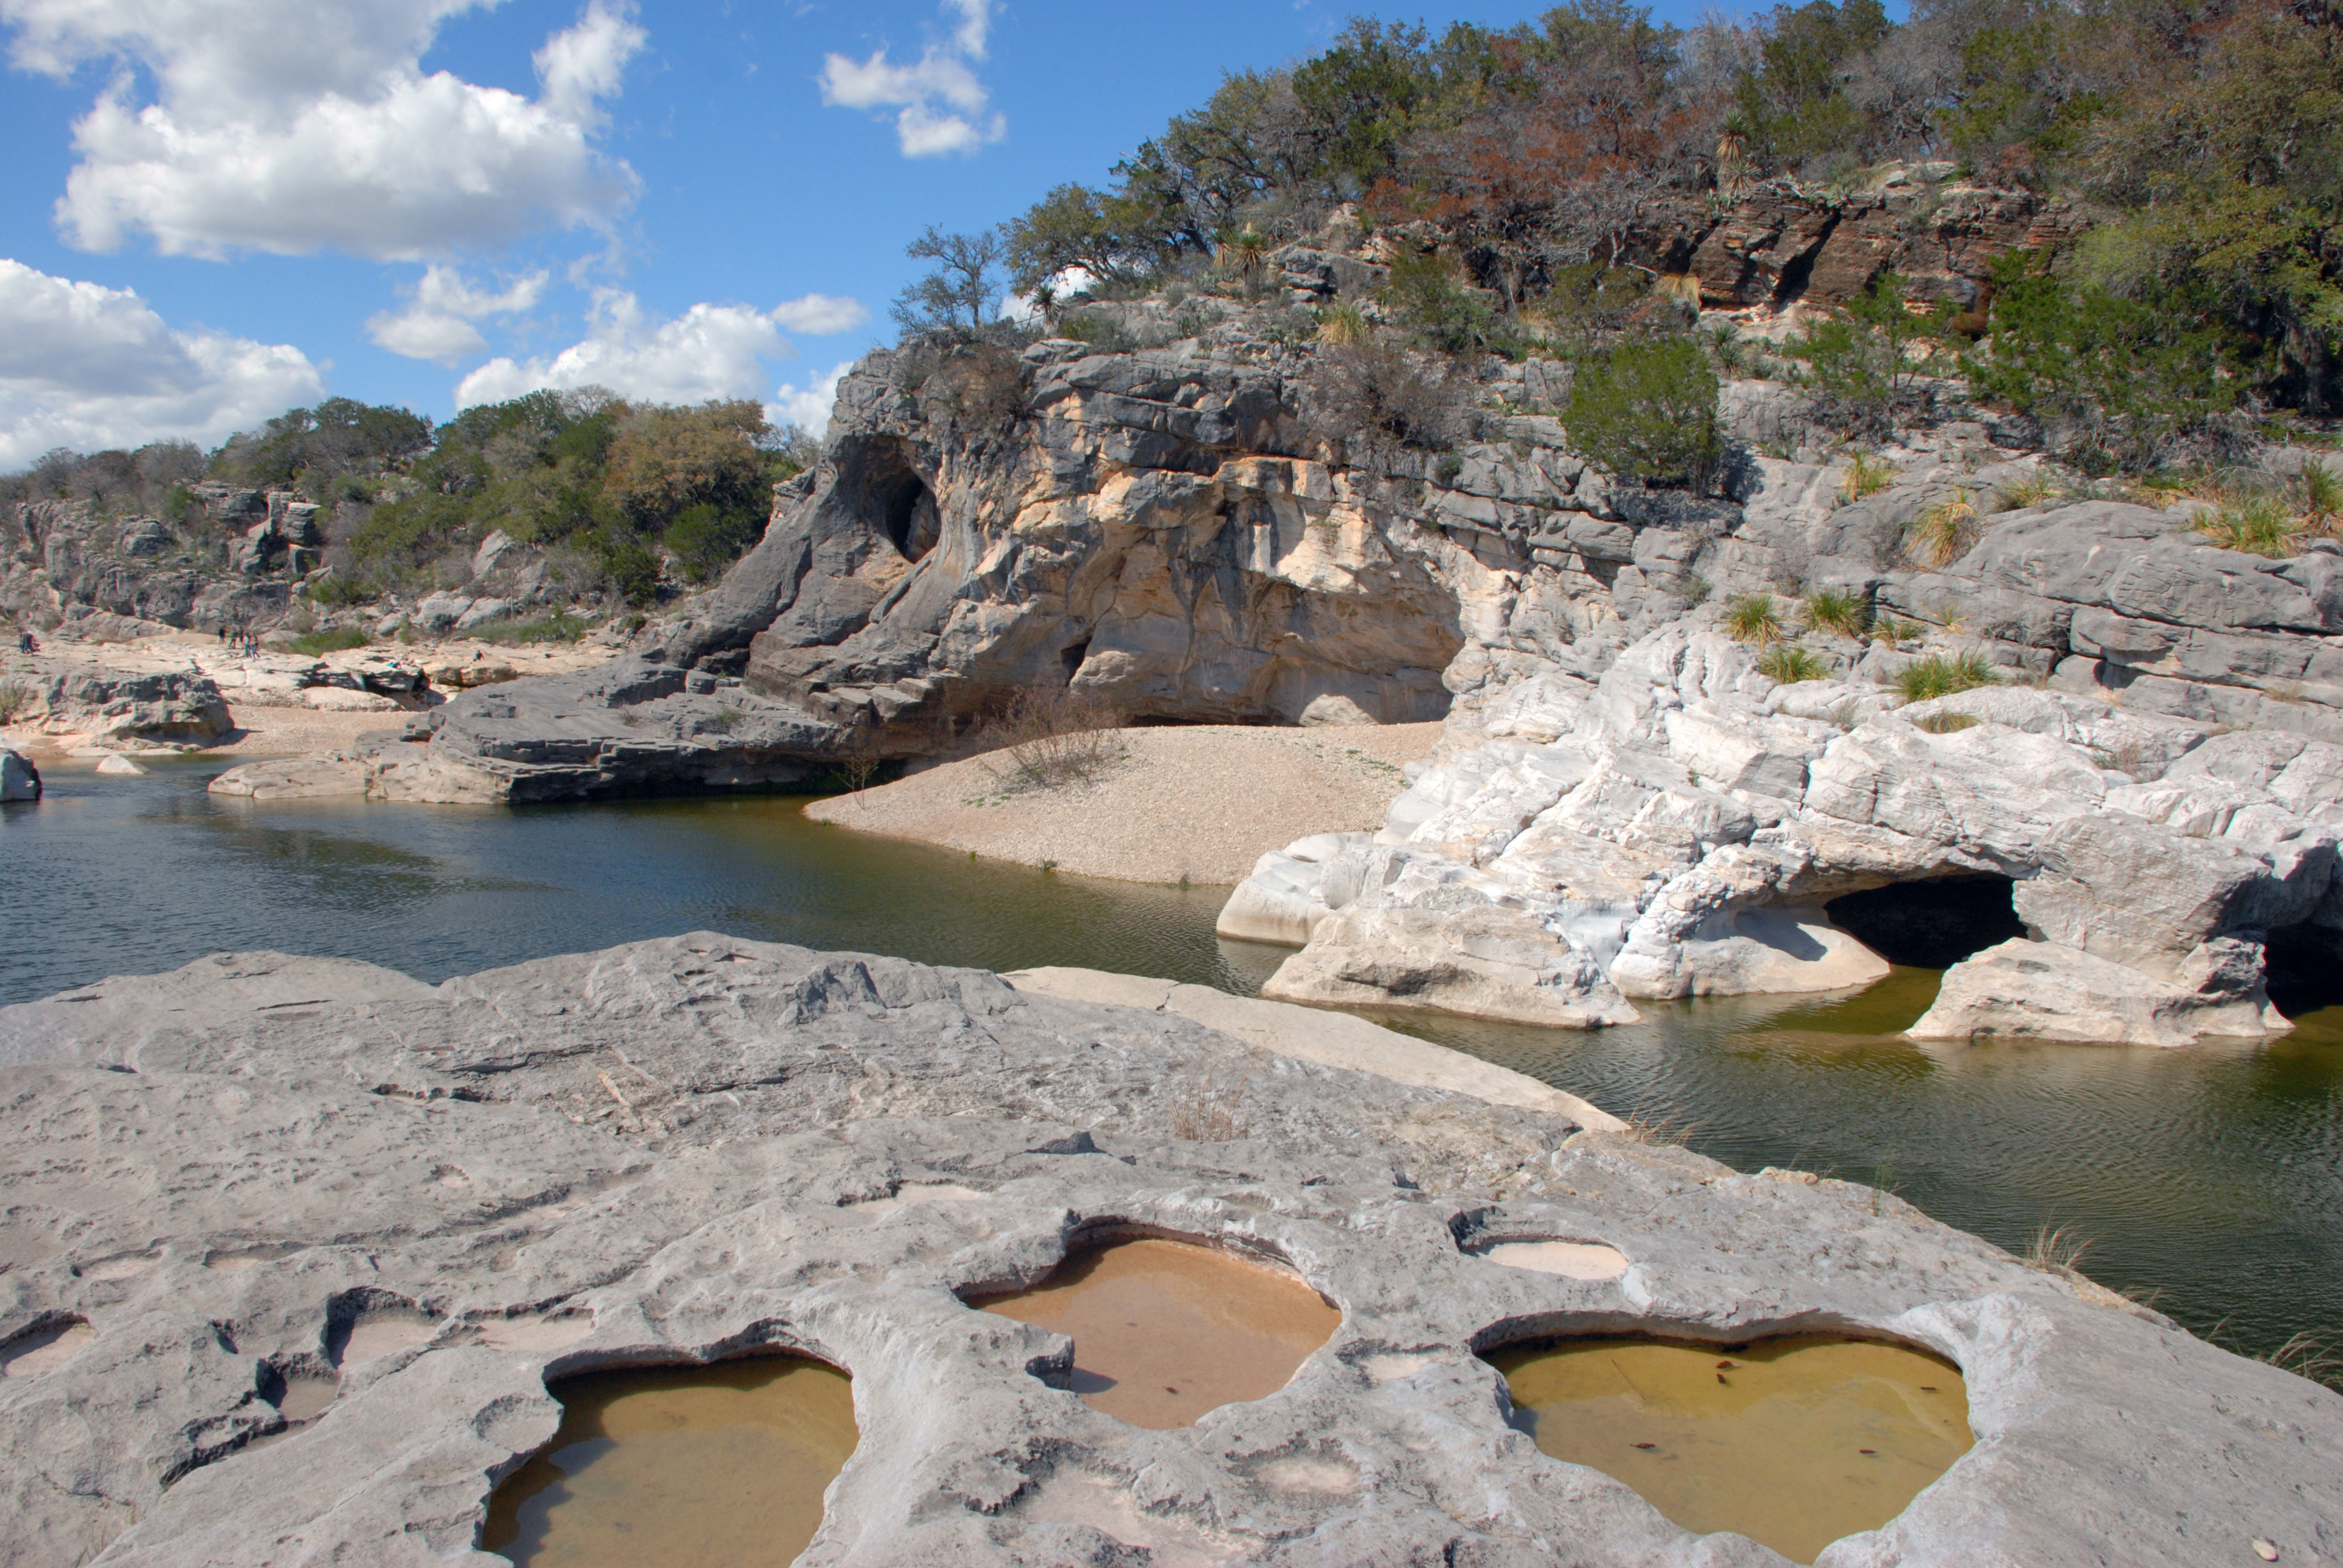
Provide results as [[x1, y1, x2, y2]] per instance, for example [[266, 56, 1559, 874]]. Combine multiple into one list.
[[4, 761, 2337, 1363]]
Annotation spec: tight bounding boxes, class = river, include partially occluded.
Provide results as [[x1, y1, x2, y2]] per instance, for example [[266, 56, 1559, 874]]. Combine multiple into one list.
[[4, 758, 2337, 1365]]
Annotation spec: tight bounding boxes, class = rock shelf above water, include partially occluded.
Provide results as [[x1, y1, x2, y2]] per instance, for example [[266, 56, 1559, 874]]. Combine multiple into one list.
[[0, 935, 2335, 1566]]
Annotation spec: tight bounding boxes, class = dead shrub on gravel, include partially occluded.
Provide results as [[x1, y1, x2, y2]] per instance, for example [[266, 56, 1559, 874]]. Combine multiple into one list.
[[1164, 1059, 1256, 1141], [975, 684, 1126, 791]]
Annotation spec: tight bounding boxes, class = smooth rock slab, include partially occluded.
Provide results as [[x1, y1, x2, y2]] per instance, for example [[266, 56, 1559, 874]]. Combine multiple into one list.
[[0, 936, 2333, 1567]]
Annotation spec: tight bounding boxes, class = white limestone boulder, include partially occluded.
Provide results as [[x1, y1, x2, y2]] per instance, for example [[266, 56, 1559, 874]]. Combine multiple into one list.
[[1910, 936, 2290, 1045]]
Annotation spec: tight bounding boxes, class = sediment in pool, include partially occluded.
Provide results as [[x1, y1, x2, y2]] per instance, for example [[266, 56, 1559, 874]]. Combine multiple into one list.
[[1489, 1333, 1972, 1564], [973, 1236, 1340, 1429], [482, 1355, 857, 1567]]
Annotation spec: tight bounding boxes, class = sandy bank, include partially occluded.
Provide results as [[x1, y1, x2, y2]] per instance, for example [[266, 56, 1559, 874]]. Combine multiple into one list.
[[804, 722, 1440, 885]]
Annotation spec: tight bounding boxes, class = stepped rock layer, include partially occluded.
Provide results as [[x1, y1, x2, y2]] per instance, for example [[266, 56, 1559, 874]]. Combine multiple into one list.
[[1, 935, 2336, 1566]]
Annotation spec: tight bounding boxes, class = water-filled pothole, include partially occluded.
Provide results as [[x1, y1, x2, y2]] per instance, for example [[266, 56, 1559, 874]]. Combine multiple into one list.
[[483, 1356, 857, 1567], [1490, 1334, 1972, 1564], [972, 1236, 1340, 1429]]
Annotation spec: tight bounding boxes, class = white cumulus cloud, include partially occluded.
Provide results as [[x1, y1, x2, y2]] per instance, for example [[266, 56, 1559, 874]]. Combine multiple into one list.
[[3, 0, 645, 260], [366, 266, 549, 364], [768, 360, 853, 437], [0, 258, 325, 467], [821, 0, 1003, 157], [454, 290, 864, 410]]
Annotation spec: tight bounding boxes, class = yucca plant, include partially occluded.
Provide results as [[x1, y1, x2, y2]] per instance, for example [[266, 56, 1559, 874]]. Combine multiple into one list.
[[1723, 593, 1784, 644], [1217, 224, 1271, 278], [1802, 586, 1869, 637], [1839, 450, 1895, 504], [1896, 651, 2001, 702], [1757, 642, 1827, 684], [1908, 488, 1981, 567]]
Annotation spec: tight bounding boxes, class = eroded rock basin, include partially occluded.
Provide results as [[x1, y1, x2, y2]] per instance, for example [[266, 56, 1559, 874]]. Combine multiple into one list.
[[974, 1237, 1340, 1429], [483, 1356, 857, 1567], [1492, 1334, 1973, 1564]]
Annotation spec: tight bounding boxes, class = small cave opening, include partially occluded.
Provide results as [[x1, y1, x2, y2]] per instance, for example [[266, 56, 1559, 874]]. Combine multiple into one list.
[[838, 436, 940, 563], [1060, 639, 1090, 681], [2258, 923, 2343, 1019], [1823, 875, 2025, 970], [879, 471, 940, 563]]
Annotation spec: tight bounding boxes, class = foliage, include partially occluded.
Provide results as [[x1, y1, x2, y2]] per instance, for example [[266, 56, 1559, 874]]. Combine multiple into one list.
[[1565, 336, 1721, 491], [1305, 342, 1470, 458], [1802, 586, 1869, 635], [1378, 251, 1501, 354], [892, 226, 1006, 338], [1004, 183, 1166, 294], [347, 391, 795, 598], [0, 678, 31, 725], [454, 612, 591, 644], [211, 397, 432, 489], [289, 627, 369, 655], [1788, 273, 1945, 437], [1962, 251, 2238, 473], [1757, 642, 1828, 682], [2195, 493, 2305, 558], [1896, 651, 2001, 702], [305, 572, 373, 607], [974, 684, 1127, 792], [0, 441, 204, 516], [1734, 0, 1894, 170], [1723, 592, 1785, 642]]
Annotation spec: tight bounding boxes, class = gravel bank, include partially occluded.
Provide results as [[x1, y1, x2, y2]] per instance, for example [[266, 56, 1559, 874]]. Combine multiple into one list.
[[804, 722, 1440, 885]]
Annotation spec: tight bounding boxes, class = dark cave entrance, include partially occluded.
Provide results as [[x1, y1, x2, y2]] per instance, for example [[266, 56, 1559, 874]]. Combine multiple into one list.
[[1823, 875, 2026, 970], [839, 436, 940, 564], [2258, 923, 2343, 1019]]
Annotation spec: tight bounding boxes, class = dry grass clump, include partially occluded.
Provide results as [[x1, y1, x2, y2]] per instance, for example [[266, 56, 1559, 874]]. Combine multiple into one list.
[[1897, 651, 2001, 702], [0, 678, 33, 725], [1723, 592, 1785, 643], [2128, 460, 2343, 559], [1907, 488, 1982, 566], [1757, 643, 1828, 684], [1801, 586, 1869, 636], [1912, 711, 1981, 734], [1839, 450, 1895, 504], [975, 684, 1126, 791], [1163, 1059, 1256, 1141]]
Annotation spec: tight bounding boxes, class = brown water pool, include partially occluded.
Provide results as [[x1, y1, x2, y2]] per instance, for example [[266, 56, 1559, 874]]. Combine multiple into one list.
[[1490, 1334, 1973, 1564], [973, 1236, 1340, 1429], [482, 1356, 856, 1567]]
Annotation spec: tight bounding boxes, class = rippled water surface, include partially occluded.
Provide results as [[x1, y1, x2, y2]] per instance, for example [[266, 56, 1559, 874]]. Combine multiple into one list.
[[4, 759, 2338, 1361]]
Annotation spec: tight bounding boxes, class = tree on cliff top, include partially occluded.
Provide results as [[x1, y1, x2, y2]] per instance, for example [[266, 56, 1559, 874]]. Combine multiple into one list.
[[893, 226, 1007, 337]]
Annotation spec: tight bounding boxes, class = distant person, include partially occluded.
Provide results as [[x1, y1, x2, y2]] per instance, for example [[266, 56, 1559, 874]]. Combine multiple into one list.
[[16, 631, 34, 654]]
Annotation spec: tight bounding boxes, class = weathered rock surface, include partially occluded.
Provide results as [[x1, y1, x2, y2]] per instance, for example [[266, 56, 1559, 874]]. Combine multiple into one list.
[[4, 667, 231, 747], [1909, 936, 2287, 1045], [1, 936, 2335, 1567]]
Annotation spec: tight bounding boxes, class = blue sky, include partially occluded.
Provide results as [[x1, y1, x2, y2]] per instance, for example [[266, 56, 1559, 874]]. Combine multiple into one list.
[[0, 0, 1729, 465]]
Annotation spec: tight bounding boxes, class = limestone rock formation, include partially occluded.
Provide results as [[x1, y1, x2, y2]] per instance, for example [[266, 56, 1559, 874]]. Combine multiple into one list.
[[1233, 618, 2337, 1044], [1, 746, 39, 801], [0, 936, 2334, 1566], [8, 667, 231, 747]]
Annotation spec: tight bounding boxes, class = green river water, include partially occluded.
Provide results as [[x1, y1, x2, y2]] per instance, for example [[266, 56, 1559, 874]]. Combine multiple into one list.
[[3, 758, 2336, 1365]]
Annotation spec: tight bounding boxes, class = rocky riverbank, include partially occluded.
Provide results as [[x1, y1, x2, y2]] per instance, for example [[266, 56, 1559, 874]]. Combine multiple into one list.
[[0, 935, 2333, 1566]]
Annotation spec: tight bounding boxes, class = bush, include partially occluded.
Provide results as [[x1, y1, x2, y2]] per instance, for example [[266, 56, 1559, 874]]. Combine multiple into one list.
[[591, 529, 662, 606], [663, 501, 763, 583], [289, 627, 369, 655], [1757, 643, 1828, 683], [1723, 592, 1784, 643], [1912, 711, 1981, 734], [1788, 274, 1944, 439], [1378, 252, 1501, 356], [305, 572, 374, 607], [455, 612, 591, 645], [1306, 343, 1469, 459], [1802, 586, 1869, 636], [0, 678, 32, 724], [1897, 652, 2001, 702], [1839, 451, 1895, 503], [1566, 336, 1721, 492], [975, 685, 1127, 792], [2195, 494, 2302, 558]]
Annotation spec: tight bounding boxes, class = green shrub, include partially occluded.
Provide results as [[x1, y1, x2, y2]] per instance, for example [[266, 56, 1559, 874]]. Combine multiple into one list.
[[1788, 275, 1945, 439], [454, 612, 591, 645], [663, 501, 762, 583], [1802, 587, 1869, 636], [1757, 643, 1828, 684], [0, 678, 33, 724], [1723, 592, 1784, 643], [1566, 336, 1722, 492], [1378, 252, 1500, 356], [2196, 494, 2301, 558], [1058, 311, 1137, 351], [305, 572, 374, 607], [1897, 652, 2001, 702], [591, 528, 661, 605], [289, 627, 369, 655]]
